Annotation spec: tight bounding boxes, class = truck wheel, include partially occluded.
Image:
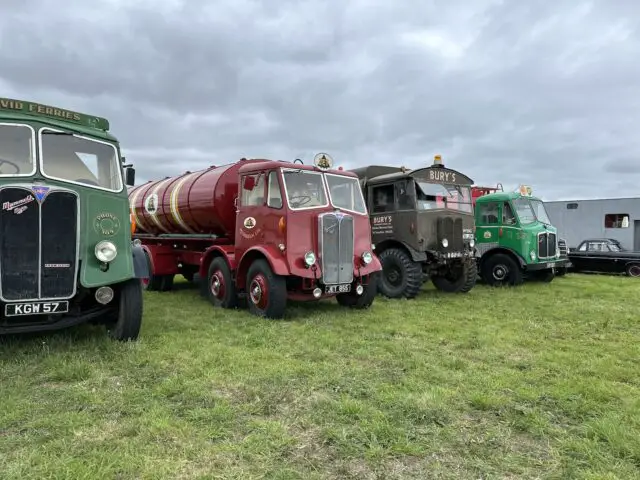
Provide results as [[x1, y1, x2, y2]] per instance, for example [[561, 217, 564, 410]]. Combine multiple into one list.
[[626, 263, 640, 277], [481, 253, 523, 287], [378, 248, 422, 299], [431, 258, 478, 293], [207, 257, 238, 309], [141, 250, 163, 291], [159, 275, 174, 292], [106, 278, 143, 341], [336, 272, 380, 309], [246, 259, 287, 319]]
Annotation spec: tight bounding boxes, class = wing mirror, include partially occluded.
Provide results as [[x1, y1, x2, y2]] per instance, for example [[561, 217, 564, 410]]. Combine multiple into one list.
[[124, 166, 136, 186]]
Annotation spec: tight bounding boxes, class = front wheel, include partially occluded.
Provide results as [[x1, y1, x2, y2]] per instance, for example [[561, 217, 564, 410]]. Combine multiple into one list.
[[336, 272, 380, 309], [481, 253, 524, 287], [377, 248, 423, 299], [106, 278, 143, 341], [246, 259, 287, 319], [431, 258, 478, 293]]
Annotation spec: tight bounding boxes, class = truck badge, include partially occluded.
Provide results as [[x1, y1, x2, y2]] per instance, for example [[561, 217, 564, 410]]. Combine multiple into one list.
[[144, 193, 158, 215], [2, 194, 35, 214], [484, 231, 492, 239], [94, 212, 121, 236], [243, 217, 256, 229], [32, 186, 50, 203], [313, 152, 333, 170]]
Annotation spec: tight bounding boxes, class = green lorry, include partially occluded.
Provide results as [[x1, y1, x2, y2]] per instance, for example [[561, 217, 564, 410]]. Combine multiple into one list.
[[472, 184, 569, 285], [0, 97, 147, 339]]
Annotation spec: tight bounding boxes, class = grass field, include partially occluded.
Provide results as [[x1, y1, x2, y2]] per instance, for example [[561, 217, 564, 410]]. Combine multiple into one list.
[[1, 273, 639, 479]]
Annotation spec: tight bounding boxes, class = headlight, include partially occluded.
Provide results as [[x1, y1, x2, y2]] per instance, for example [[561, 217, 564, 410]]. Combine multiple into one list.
[[442, 238, 449, 248], [530, 250, 536, 261], [469, 239, 475, 248], [95, 240, 117, 263], [362, 251, 373, 265], [304, 251, 316, 266]]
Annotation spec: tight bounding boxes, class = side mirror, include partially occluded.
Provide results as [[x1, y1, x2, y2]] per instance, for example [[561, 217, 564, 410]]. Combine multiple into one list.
[[243, 175, 256, 191], [124, 167, 136, 186]]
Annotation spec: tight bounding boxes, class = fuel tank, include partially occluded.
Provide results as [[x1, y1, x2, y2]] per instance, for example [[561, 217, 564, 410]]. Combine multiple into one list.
[[128, 158, 264, 240]]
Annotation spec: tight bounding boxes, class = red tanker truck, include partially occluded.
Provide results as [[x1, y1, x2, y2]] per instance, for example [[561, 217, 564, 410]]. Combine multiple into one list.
[[128, 153, 382, 318]]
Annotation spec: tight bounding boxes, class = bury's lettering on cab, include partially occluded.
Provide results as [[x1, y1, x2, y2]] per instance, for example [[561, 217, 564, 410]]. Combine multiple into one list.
[[428, 169, 457, 183]]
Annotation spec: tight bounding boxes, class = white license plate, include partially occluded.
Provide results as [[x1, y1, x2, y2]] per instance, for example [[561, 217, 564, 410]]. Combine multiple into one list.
[[4, 301, 69, 317], [325, 284, 351, 294]]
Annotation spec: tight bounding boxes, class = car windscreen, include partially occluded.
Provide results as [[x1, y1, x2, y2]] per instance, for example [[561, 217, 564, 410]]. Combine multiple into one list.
[[0, 123, 36, 177], [281, 169, 328, 210], [325, 173, 367, 214], [415, 181, 472, 213]]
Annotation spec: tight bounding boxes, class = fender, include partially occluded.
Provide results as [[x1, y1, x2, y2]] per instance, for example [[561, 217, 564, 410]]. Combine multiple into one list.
[[375, 239, 427, 262], [238, 245, 290, 277], [479, 246, 526, 268], [131, 243, 150, 278], [198, 245, 236, 280]]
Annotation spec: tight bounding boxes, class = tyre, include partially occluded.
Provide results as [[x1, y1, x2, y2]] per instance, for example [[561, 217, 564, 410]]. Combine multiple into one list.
[[159, 274, 174, 292], [431, 258, 478, 293], [626, 263, 640, 277], [182, 271, 195, 283], [207, 257, 238, 308], [246, 259, 287, 319], [106, 278, 143, 341], [377, 248, 423, 299], [481, 253, 524, 287], [336, 272, 380, 309]]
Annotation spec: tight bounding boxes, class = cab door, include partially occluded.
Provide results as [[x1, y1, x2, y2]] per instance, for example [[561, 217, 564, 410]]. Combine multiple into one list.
[[235, 171, 267, 259], [475, 200, 501, 250]]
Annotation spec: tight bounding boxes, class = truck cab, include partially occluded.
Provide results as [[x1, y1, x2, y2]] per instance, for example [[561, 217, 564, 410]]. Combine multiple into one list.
[[351, 155, 477, 299], [0, 97, 147, 339], [473, 185, 569, 285]]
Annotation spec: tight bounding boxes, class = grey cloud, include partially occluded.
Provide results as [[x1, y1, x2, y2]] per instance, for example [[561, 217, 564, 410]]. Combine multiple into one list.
[[1, 0, 639, 200]]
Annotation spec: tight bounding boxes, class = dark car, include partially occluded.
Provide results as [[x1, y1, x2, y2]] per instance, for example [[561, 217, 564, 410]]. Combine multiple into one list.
[[568, 238, 640, 277]]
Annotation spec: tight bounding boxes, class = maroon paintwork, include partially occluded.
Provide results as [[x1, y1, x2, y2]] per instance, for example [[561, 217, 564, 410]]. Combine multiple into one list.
[[128, 157, 382, 317], [128, 158, 265, 239]]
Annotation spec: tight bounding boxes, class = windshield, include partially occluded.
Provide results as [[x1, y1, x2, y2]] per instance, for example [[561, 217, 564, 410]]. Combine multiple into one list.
[[512, 198, 536, 224], [415, 181, 472, 213], [325, 173, 367, 214], [0, 124, 36, 176], [282, 169, 328, 210], [40, 129, 123, 192], [530, 199, 552, 225]]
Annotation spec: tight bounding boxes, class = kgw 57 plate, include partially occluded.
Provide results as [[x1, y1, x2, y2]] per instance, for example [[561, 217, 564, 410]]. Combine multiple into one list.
[[4, 301, 69, 317]]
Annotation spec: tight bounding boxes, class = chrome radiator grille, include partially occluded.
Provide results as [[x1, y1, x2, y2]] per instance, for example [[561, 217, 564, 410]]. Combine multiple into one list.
[[537, 232, 557, 259], [318, 212, 354, 285]]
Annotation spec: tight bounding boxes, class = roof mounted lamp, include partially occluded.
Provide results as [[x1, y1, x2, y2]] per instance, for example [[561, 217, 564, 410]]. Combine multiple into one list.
[[433, 154, 444, 168]]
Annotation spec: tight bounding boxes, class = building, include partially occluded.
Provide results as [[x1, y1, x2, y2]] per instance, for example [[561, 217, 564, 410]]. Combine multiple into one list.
[[545, 197, 640, 250]]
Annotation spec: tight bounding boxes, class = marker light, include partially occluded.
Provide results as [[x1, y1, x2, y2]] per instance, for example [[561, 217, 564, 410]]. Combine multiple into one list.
[[130, 212, 136, 235], [441, 238, 449, 248], [304, 251, 316, 266], [361, 251, 373, 265], [95, 240, 117, 263]]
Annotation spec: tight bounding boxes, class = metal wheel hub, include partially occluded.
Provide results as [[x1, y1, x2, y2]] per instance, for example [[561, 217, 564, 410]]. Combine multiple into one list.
[[211, 273, 223, 297], [492, 265, 507, 281]]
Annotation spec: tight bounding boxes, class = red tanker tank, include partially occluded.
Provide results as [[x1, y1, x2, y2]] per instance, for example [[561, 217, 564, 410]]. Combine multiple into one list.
[[128, 158, 265, 240]]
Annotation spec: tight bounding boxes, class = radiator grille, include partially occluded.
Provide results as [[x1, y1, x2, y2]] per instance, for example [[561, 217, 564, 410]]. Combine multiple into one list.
[[319, 212, 354, 285], [437, 216, 464, 251]]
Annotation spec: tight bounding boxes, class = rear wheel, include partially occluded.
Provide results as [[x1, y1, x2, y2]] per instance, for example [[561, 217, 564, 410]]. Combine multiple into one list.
[[431, 258, 478, 293], [336, 272, 379, 309], [246, 259, 287, 319], [626, 263, 640, 277], [378, 248, 422, 299], [207, 257, 238, 308], [481, 253, 524, 287], [106, 278, 143, 341]]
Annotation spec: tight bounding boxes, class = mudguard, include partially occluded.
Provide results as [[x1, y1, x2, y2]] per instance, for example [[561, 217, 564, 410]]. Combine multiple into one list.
[[131, 243, 150, 278]]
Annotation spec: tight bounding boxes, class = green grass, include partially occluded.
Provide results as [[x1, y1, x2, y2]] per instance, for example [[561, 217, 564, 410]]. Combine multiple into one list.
[[1, 273, 639, 479]]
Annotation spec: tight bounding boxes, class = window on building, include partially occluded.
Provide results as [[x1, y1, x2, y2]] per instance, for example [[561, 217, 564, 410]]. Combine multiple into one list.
[[566, 203, 578, 210], [604, 213, 629, 228], [241, 173, 265, 206], [478, 202, 499, 225], [371, 184, 394, 213]]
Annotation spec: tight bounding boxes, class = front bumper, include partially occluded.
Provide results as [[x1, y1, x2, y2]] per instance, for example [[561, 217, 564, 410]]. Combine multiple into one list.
[[524, 258, 570, 272], [0, 304, 111, 335]]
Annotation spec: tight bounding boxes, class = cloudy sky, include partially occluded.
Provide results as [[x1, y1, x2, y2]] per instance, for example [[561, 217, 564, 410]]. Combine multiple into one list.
[[1, 0, 638, 201]]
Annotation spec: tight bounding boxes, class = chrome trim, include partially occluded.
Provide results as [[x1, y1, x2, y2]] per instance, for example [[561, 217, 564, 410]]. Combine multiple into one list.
[[537, 231, 557, 259], [318, 211, 355, 285], [0, 184, 80, 302]]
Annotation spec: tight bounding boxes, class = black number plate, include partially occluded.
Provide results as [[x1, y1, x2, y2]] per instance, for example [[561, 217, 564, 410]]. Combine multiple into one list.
[[325, 284, 351, 294], [4, 301, 69, 316]]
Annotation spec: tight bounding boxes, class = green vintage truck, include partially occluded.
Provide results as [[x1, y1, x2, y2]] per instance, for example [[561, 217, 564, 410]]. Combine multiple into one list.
[[472, 184, 569, 285], [0, 97, 147, 339]]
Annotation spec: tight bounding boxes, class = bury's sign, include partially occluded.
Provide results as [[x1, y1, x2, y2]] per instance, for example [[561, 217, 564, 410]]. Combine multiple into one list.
[[413, 167, 473, 186], [0, 97, 110, 131]]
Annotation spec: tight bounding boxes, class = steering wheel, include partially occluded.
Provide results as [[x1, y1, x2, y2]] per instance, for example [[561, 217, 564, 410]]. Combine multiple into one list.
[[0, 158, 20, 175], [289, 195, 311, 207], [76, 178, 99, 186]]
